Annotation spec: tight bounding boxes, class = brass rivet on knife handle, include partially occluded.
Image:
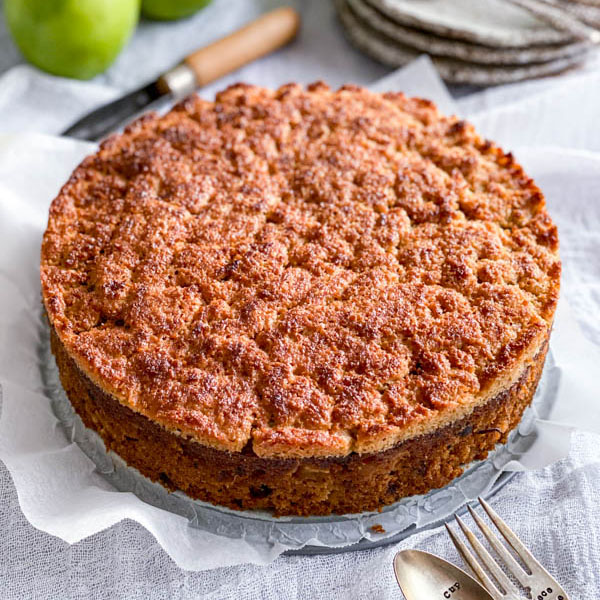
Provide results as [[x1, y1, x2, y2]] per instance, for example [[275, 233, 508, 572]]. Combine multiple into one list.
[[183, 7, 300, 87]]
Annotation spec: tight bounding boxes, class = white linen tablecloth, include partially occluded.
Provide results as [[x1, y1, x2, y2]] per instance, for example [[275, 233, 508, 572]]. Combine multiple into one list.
[[1, 0, 600, 597]]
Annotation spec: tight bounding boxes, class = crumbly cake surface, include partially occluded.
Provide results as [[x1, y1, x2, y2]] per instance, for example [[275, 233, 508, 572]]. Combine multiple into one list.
[[41, 82, 560, 459]]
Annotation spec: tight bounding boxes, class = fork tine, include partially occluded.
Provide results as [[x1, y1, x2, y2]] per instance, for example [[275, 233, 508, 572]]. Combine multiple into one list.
[[478, 496, 543, 574], [455, 515, 521, 597], [467, 505, 531, 588], [445, 523, 504, 600]]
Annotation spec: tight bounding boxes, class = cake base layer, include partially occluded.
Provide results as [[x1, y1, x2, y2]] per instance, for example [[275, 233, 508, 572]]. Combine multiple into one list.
[[51, 327, 548, 516]]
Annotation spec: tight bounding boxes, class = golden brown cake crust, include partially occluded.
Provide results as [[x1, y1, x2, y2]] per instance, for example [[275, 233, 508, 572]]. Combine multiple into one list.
[[51, 325, 548, 516], [41, 82, 560, 460]]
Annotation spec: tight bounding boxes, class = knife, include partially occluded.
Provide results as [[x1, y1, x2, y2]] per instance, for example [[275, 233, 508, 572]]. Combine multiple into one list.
[[62, 6, 300, 141]]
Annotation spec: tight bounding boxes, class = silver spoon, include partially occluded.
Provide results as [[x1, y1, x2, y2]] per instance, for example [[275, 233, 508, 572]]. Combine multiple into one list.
[[393, 550, 495, 600]]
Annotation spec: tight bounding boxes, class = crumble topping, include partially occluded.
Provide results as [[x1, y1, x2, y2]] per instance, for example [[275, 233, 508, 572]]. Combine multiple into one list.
[[41, 82, 560, 456]]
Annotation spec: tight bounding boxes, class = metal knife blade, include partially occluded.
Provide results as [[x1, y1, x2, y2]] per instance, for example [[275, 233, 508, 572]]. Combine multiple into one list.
[[62, 81, 164, 141], [60, 7, 300, 142]]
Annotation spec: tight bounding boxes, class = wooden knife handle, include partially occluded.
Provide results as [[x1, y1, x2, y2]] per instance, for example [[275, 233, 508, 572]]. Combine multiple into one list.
[[183, 7, 300, 87]]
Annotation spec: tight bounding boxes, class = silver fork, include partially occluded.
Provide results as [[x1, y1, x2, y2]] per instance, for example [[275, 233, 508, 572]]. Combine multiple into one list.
[[445, 497, 570, 600]]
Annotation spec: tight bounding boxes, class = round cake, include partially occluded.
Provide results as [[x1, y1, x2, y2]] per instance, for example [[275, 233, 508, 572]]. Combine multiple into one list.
[[41, 83, 560, 516]]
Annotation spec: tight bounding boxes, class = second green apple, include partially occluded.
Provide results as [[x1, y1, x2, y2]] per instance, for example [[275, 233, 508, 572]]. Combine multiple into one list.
[[142, 0, 212, 21]]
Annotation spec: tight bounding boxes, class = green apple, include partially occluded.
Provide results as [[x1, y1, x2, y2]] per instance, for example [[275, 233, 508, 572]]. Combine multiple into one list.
[[142, 0, 212, 21], [4, 0, 140, 80]]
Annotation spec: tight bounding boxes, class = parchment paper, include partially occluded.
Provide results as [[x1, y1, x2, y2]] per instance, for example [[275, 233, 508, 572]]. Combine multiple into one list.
[[1, 62, 599, 570]]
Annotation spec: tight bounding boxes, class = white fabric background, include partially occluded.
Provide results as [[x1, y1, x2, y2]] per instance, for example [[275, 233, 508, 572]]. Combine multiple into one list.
[[1, 0, 600, 597], [1, 432, 599, 598]]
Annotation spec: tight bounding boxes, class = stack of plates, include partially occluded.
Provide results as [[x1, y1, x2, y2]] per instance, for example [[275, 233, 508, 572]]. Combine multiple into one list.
[[336, 0, 600, 84]]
